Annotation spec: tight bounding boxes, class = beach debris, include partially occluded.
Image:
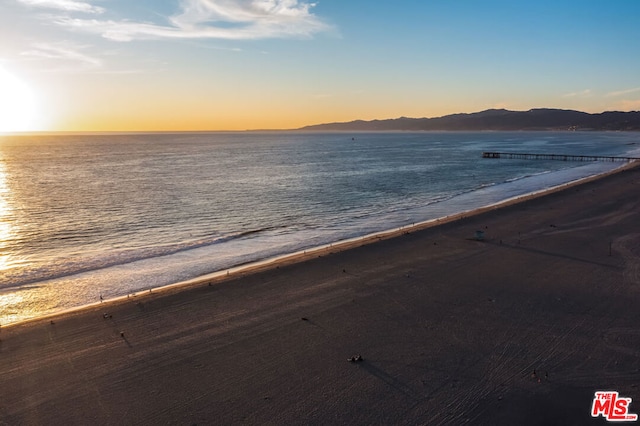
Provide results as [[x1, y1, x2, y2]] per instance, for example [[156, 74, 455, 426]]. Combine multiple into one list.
[[475, 230, 485, 241], [120, 331, 125, 337], [301, 317, 309, 321], [347, 354, 364, 363], [50, 320, 55, 325]]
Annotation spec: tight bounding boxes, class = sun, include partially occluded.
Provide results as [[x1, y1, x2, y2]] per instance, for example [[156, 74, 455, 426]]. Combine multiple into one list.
[[0, 66, 39, 133]]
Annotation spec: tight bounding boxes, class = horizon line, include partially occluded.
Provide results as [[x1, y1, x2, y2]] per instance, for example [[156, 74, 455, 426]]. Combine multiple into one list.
[[2, 107, 639, 136]]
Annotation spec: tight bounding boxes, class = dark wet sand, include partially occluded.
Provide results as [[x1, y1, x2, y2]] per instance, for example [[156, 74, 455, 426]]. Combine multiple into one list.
[[1, 164, 640, 425]]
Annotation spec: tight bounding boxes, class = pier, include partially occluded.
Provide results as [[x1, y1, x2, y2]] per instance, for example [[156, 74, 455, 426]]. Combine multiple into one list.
[[482, 152, 640, 162]]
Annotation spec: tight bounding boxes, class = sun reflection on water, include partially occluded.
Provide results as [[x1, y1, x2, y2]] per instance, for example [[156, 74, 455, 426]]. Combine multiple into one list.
[[0, 159, 14, 272], [0, 285, 64, 326], [0, 156, 21, 324], [0, 291, 25, 324]]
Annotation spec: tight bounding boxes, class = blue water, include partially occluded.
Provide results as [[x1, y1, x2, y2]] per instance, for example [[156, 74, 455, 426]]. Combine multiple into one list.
[[0, 131, 637, 324]]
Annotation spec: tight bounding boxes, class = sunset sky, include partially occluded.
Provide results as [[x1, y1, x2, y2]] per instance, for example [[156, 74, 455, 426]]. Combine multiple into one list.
[[1, 0, 639, 132]]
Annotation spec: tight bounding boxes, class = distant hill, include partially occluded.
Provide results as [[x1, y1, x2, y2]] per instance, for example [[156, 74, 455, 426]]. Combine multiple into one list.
[[298, 109, 640, 131]]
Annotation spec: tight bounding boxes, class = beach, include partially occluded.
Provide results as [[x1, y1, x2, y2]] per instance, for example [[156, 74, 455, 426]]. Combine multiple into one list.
[[1, 163, 639, 425]]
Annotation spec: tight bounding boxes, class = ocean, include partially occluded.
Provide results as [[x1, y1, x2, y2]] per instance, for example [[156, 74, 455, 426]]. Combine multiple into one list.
[[0, 131, 638, 324]]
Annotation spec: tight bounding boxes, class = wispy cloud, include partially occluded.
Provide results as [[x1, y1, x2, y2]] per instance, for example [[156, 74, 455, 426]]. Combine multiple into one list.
[[17, 0, 104, 14], [52, 0, 331, 42], [20, 42, 103, 71], [562, 89, 592, 98], [605, 87, 640, 97]]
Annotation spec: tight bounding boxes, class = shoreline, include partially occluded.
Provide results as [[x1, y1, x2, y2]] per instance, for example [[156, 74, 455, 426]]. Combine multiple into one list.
[[3, 160, 636, 329], [1, 159, 639, 424], [166, 159, 636, 288]]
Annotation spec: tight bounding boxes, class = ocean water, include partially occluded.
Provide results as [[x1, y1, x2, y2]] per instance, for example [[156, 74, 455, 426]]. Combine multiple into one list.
[[0, 131, 638, 324]]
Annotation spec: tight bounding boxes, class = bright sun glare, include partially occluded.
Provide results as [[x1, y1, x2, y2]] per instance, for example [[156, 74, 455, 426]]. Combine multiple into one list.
[[0, 66, 38, 133]]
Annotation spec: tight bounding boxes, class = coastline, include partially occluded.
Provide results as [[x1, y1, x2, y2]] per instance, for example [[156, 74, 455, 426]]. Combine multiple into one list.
[[2, 131, 637, 327], [1, 160, 640, 424], [158, 160, 638, 293], [2, 161, 635, 329]]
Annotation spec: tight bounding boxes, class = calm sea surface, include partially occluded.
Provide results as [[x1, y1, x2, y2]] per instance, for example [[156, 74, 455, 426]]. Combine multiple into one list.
[[0, 131, 638, 324]]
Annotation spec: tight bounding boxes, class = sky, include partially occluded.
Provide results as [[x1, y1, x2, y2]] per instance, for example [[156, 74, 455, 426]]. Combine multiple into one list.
[[0, 0, 639, 132]]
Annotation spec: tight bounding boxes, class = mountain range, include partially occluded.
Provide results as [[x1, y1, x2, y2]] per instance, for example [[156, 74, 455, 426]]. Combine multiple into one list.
[[298, 108, 640, 131]]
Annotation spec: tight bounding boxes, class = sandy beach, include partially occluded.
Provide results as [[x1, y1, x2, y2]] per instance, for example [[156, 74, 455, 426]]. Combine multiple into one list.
[[1, 163, 640, 425]]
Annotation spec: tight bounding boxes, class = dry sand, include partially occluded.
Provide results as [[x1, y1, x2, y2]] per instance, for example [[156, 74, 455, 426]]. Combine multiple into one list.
[[1, 164, 640, 425]]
